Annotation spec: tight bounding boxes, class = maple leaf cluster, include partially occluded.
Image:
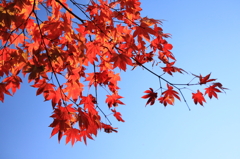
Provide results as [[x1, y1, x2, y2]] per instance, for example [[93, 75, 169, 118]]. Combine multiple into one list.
[[142, 75, 227, 108], [0, 0, 226, 145]]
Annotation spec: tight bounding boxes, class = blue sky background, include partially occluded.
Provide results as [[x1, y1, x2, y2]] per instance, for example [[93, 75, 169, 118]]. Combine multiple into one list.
[[1, 0, 240, 158]]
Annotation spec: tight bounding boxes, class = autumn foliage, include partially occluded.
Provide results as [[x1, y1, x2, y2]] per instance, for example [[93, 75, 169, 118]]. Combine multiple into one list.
[[0, 0, 226, 145]]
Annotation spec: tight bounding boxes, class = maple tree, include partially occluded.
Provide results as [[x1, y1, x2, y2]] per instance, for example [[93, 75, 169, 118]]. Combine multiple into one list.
[[0, 0, 227, 145]]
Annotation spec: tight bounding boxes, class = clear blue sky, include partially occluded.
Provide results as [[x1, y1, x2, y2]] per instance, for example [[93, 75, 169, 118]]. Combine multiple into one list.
[[1, 0, 240, 158]]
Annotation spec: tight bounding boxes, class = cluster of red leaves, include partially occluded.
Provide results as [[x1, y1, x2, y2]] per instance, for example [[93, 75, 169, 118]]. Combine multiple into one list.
[[142, 86, 180, 107], [0, 0, 226, 146], [142, 74, 227, 107]]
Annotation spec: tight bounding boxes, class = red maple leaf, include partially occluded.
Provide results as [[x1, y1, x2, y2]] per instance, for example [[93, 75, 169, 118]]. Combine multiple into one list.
[[0, 83, 12, 102], [161, 62, 186, 76], [200, 73, 216, 84], [85, 71, 110, 87], [3, 75, 22, 94], [105, 94, 125, 108], [141, 88, 158, 106], [79, 94, 98, 116], [45, 86, 63, 109], [65, 128, 80, 146], [110, 53, 133, 71], [213, 82, 228, 91], [50, 104, 77, 121], [192, 90, 206, 106], [63, 81, 84, 102], [163, 43, 173, 50], [111, 109, 125, 122], [163, 84, 180, 100], [158, 96, 175, 106], [31, 80, 55, 96], [78, 130, 94, 145], [133, 17, 157, 42], [192, 73, 216, 85], [158, 84, 180, 106], [205, 85, 221, 99], [102, 123, 118, 133]]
